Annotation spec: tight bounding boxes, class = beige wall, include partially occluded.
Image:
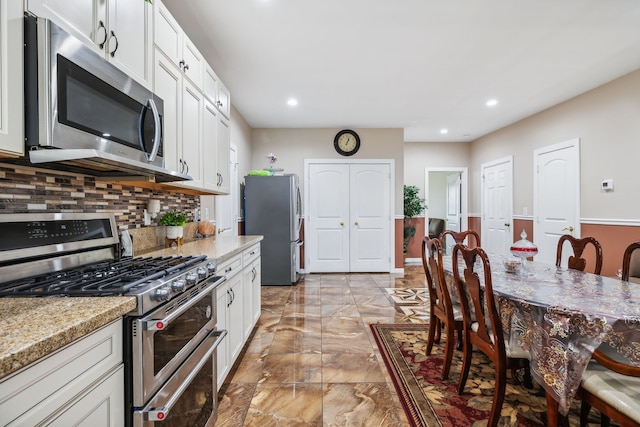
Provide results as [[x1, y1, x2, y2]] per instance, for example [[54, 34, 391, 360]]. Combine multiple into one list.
[[470, 68, 640, 219], [404, 141, 470, 202], [250, 128, 405, 213]]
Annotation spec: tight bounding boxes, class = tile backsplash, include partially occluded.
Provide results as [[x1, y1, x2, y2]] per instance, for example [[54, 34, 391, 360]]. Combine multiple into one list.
[[0, 162, 200, 232]]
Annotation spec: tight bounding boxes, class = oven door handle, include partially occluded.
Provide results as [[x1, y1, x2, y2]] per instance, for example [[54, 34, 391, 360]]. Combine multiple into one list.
[[143, 275, 226, 331], [143, 328, 227, 422]]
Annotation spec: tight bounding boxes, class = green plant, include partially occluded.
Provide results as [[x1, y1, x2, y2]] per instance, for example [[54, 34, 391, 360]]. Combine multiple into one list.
[[158, 209, 187, 227], [403, 185, 425, 253]]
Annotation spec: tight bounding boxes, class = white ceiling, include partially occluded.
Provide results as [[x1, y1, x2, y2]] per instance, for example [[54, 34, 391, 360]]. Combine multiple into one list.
[[162, 0, 640, 142]]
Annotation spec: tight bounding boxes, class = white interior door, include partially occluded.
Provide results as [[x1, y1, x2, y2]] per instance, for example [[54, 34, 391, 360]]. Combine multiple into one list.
[[214, 144, 238, 236], [534, 139, 580, 265], [349, 164, 390, 272], [443, 173, 461, 253], [482, 157, 513, 256], [306, 161, 392, 273], [307, 163, 350, 272]]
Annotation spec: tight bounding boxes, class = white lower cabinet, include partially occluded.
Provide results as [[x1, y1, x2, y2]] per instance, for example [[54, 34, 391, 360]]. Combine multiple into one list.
[[242, 244, 261, 338], [0, 319, 124, 427], [215, 243, 262, 389], [215, 254, 243, 389]]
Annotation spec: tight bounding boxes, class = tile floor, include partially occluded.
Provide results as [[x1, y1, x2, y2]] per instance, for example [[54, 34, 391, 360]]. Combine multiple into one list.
[[212, 264, 428, 426]]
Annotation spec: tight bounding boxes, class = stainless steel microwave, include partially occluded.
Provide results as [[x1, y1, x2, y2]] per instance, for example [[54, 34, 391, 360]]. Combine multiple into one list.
[[23, 15, 191, 183]]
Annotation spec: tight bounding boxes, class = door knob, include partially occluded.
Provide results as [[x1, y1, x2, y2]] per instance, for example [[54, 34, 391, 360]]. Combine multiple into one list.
[[340, 221, 344, 226], [354, 221, 359, 226], [562, 226, 574, 232], [504, 223, 511, 227]]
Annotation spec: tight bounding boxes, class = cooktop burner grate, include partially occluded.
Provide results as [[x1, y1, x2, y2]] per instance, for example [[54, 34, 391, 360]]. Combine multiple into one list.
[[0, 255, 207, 297]]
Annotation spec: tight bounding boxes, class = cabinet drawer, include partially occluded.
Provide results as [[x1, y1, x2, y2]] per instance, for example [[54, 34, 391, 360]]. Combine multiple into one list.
[[0, 319, 123, 426], [242, 244, 260, 266], [218, 254, 242, 279]]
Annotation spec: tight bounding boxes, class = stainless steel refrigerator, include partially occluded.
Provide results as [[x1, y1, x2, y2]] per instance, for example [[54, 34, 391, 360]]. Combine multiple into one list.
[[244, 174, 302, 285]]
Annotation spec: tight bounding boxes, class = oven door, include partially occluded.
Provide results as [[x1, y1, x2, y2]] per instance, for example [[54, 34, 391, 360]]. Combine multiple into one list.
[[133, 329, 227, 427], [130, 276, 225, 406]]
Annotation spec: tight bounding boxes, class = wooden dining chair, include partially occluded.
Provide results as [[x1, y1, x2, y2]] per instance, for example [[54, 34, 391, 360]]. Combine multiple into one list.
[[440, 229, 481, 248], [421, 236, 464, 380], [555, 234, 603, 275], [621, 241, 640, 283], [451, 243, 531, 427], [579, 345, 640, 427]]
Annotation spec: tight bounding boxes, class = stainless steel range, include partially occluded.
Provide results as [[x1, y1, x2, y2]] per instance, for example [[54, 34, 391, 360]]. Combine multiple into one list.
[[0, 213, 227, 427]]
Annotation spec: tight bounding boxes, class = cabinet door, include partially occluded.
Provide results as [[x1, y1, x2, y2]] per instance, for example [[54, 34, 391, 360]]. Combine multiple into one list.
[[182, 38, 204, 92], [203, 64, 219, 105], [252, 258, 262, 324], [153, 50, 182, 174], [227, 274, 244, 362], [216, 116, 231, 194], [0, 0, 23, 156], [202, 101, 219, 191], [44, 365, 124, 427], [107, 0, 152, 87], [26, 0, 102, 55], [180, 79, 203, 188], [217, 80, 231, 119], [215, 283, 229, 389], [153, 1, 182, 67], [242, 265, 254, 339]]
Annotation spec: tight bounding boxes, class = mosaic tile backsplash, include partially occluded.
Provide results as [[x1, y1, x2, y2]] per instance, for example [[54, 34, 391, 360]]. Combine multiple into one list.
[[0, 162, 200, 234]]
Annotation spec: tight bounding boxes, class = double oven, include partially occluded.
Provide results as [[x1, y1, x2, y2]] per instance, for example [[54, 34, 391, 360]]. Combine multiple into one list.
[[0, 213, 227, 427]]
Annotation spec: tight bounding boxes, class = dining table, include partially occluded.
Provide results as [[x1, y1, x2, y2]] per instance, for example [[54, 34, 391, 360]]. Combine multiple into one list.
[[441, 253, 640, 426]]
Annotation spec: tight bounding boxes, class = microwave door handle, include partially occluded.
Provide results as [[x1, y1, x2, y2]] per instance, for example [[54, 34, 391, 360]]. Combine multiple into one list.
[[139, 98, 161, 162]]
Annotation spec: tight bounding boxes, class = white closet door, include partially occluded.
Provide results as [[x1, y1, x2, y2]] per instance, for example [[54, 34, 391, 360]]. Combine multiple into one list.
[[307, 163, 350, 272], [306, 162, 392, 273], [349, 164, 390, 272]]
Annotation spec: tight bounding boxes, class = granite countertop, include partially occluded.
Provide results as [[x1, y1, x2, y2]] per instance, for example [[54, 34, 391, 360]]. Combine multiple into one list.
[[0, 234, 263, 381], [0, 297, 136, 380], [137, 234, 263, 264]]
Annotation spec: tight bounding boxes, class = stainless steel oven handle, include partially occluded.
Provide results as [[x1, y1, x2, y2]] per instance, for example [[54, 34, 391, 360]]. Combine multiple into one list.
[[143, 275, 226, 331], [141, 328, 227, 422]]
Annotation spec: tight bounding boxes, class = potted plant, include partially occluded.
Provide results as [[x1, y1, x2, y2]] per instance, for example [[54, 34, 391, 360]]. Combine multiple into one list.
[[159, 209, 188, 239], [403, 185, 426, 255]]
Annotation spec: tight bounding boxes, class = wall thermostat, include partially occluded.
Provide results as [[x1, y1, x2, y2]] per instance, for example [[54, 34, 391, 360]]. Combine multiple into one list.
[[601, 179, 614, 192]]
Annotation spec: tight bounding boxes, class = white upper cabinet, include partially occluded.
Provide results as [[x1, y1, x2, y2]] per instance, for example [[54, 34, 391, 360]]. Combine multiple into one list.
[[204, 64, 231, 120], [155, 1, 203, 91], [0, 0, 24, 156], [26, 0, 153, 88]]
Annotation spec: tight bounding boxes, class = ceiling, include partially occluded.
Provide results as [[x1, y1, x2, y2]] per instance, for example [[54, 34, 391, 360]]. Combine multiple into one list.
[[162, 0, 640, 142]]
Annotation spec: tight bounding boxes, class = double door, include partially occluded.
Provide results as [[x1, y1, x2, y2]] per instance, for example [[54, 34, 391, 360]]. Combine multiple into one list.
[[306, 162, 391, 272]]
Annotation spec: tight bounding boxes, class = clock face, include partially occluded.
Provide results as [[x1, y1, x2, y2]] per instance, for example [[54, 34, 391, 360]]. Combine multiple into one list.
[[334, 130, 360, 156]]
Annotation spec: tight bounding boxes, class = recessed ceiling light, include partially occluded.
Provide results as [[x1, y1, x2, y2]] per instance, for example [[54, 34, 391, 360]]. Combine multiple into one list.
[[440, 129, 448, 135], [486, 99, 498, 107], [287, 98, 298, 106]]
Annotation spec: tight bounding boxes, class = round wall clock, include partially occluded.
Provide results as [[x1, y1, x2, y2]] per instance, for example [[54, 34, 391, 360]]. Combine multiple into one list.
[[334, 129, 361, 156]]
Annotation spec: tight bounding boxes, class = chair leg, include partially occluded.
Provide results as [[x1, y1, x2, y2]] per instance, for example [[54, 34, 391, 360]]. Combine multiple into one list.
[[579, 400, 591, 427], [426, 317, 437, 355], [488, 365, 507, 427], [456, 329, 463, 351], [434, 319, 442, 343], [523, 364, 533, 389], [441, 322, 455, 380], [457, 332, 472, 395]]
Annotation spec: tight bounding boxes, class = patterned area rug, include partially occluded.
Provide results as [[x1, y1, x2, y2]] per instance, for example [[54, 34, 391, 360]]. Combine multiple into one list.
[[370, 324, 612, 427]]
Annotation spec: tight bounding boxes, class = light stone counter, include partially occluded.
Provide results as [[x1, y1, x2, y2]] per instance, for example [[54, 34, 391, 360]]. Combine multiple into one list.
[[0, 235, 262, 381], [0, 297, 136, 380], [137, 234, 263, 264]]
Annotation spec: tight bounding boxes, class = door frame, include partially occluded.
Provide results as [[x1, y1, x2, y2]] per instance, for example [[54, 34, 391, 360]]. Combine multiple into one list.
[[304, 159, 396, 273], [424, 167, 469, 241], [480, 155, 514, 255]]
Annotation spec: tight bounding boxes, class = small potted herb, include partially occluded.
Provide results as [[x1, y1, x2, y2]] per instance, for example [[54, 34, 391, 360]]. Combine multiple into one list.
[[159, 209, 188, 239]]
